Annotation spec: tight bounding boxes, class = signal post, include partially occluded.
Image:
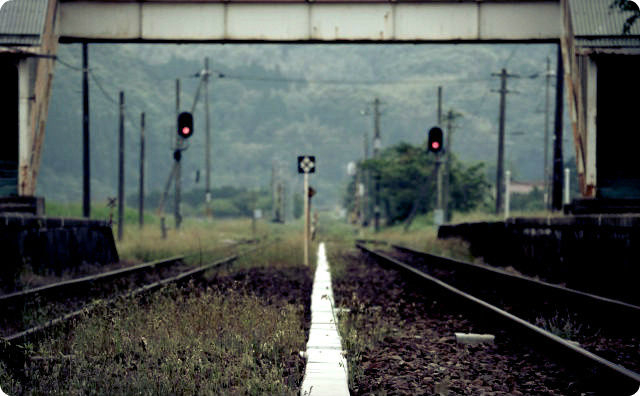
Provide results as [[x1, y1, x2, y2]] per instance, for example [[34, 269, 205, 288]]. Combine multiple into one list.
[[428, 126, 444, 225], [298, 155, 316, 267]]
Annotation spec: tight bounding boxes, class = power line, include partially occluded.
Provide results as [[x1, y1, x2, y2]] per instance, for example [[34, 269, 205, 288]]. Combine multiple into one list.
[[89, 72, 119, 106], [56, 57, 84, 72], [208, 69, 494, 87], [503, 45, 520, 68]]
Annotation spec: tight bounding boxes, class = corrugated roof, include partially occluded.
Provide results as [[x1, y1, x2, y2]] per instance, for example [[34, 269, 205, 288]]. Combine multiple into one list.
[[0, 0, 48, 46], [570, 0, 640, 37], [576, 37, 640, 47]]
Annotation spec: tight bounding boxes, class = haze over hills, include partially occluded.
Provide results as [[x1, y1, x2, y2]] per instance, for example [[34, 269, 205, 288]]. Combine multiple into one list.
[[38, 43, 573, 209]]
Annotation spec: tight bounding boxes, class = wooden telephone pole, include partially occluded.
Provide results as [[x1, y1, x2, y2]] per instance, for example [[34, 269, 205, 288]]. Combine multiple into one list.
[[82, 43, 90, 218], [492, 69, 518, 215], [174, 79, 182, 229], [204, 57, 212, 218], [442, 109, 462, 221], [117, 91, 125, 241], [139, 112, 145, 228], [373, 97, 381, 232]]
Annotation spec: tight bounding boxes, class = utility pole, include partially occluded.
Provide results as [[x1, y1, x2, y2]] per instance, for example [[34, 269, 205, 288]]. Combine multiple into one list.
[[252, 189, 257, 238], [435, 87, 443, 225], [354, 168, 361, 224], [373, 97, 381, 232], [139, 112, 145, 228], [280, 180, 287, 223], [437, 86, 443, 126], [492, 69, 518, 215], [271, 161, 277, 221], [82, 43, 90, 218], [204, 57, 212, 218], [362, 129, 369, 226], [552, 45, 565, 211], [564, 167, 571, 205], [174, 79, 182, 229], [505, 170, 511, 219], [443, 109, 462, 221], [117, 91, 125, 241], [543, 57, 552, 210]]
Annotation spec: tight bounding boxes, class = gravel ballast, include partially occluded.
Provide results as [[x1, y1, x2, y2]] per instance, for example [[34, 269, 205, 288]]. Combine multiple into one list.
[[330, 246, 623, 395]]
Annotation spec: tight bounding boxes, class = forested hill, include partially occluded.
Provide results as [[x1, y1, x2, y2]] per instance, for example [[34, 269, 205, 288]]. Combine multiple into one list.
[[38, 43, 572, 208]]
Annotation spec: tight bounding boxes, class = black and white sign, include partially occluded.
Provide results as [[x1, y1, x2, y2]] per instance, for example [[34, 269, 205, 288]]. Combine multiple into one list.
[[297, 156, 316, 174]]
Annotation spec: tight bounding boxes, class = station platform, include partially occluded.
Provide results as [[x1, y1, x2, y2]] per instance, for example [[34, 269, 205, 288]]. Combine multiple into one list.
[[438, 214, 640, 304], [0, 213, 119, 287]]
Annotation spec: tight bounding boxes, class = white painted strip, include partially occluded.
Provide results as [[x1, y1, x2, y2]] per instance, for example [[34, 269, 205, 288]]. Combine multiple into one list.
[[300, 242, 349, 396]]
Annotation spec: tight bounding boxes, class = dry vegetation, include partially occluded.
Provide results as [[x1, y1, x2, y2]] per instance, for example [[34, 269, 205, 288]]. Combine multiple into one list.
[[1, 220, 313, 395]]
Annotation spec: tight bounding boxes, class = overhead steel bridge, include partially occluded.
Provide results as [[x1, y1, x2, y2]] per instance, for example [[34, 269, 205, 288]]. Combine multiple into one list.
[[57, 0, 561, 43]]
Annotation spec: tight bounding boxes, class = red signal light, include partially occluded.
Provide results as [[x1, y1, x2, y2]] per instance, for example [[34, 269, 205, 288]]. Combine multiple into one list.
[[177, 112, 193, 139], [427, 126, 444, 153]]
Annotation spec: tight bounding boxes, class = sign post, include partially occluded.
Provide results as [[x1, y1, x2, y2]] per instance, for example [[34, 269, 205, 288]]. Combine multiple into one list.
[[298, 156, 316, 267], [304, 172, 309, 266]]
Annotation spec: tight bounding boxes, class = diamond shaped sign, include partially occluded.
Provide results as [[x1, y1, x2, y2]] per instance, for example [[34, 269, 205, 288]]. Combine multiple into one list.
[[297, 156, 316, 174]]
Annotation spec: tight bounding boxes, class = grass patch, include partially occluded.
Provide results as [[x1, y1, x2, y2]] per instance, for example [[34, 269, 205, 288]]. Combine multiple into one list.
[[4, 285, 305, 395], [535, 313, 586, 341], [115, 218, 263, 264], [45, 201, 158, 225], [1, 221, 313, 395]]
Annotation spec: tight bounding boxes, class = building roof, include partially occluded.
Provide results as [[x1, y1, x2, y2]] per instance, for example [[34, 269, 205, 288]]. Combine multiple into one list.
[[0, 0, 48, 46], [570, 0, 640, 48]]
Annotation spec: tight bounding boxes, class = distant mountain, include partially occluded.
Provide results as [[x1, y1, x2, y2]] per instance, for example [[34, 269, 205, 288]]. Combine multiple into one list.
[[37, 43, 573, 208]]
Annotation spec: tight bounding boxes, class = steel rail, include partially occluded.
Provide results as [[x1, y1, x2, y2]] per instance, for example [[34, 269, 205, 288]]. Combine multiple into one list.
[[3, 254, 237, 346], [357, 243, 640, 393], [391, 243, 640, 319], [0, 238, 259, 308], [0, 255, 185, 307], [2, 240, 271, 346]]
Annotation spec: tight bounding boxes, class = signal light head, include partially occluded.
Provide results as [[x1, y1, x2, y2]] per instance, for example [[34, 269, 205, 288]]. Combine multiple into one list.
[[177, 112, 193, 139], [427, 126, 444, 154]]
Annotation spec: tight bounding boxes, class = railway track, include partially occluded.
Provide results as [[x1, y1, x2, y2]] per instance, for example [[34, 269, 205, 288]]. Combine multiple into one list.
[[0, 240, 267, 367], [0, 239, 259, 335], [357, 243, 640, 395], [390, 243, 640, 327]]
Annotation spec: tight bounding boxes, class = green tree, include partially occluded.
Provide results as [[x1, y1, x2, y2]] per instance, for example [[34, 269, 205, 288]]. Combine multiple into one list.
[[611, 0, 640, 33], [346, 142, 490, 226]]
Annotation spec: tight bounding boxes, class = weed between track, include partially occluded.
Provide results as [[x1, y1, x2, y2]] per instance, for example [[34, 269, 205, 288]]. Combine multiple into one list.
[[1, 224, 313, 395], [11, 286, 305, 395]]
